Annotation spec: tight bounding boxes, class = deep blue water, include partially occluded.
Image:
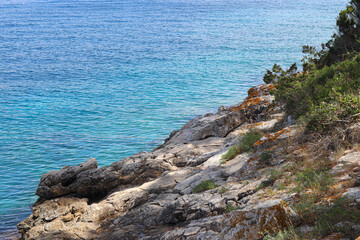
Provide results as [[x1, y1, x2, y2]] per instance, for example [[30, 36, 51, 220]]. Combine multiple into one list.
[[0, 0, 348, 233]]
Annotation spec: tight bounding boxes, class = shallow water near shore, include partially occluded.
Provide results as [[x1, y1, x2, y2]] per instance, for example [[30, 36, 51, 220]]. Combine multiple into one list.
[[0, 0, 348, 233]]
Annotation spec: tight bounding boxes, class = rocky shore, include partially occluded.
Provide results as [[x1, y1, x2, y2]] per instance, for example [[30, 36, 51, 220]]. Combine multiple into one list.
[[17, 84, 360, 240]]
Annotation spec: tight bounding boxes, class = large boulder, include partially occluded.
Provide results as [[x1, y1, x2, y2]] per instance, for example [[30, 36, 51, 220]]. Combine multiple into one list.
[[36, 152, 171, 200]]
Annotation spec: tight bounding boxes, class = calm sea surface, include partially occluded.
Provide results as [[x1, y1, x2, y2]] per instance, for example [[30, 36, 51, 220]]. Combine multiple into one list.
[[0, 0, 348, 233]]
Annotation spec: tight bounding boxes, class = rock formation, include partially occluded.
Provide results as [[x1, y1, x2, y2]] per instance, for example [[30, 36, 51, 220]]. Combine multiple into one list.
[[17, 84, 360, 239]]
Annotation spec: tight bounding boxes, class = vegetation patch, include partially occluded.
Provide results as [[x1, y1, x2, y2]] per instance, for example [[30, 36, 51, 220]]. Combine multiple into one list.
[[192, 180, 218, 193], [218, 187, 228, 194], [225, 203, 241, 213], [261, 1, 360, 239], [221, 145, 241, 161], [260, 150, 273, 162], [222, 129, 264, 161], [292, 168, 333, 196]]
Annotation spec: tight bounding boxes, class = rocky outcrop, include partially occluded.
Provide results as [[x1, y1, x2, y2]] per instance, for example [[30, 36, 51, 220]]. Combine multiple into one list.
[[18, 83, 360, 240], [158, 84, 276, 147], [159, 199, 299, 240]]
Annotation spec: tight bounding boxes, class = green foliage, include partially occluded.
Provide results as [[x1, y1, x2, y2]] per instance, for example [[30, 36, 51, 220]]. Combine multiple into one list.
[[269, 54, 360, 133], [221, 129, 263, 160], [292, 168, 333, 194], [225, 203, 241, 213], [313, 197, 360, 237], [277, 183, 285, 190], [263, 63, 297, 84], [268, 168, 285, 182], [191, 180, 218, 193], [221, 145, 241, 161], [238, 129, 263, 152], [323, 0, 360, 65], [220, 159, 227, 164], [263, 228, 304, 240], [218, 187, 228, 194], [293, 194, 318, 223], [294, 196, 360, 238], [260, 151, 274, 162], [262, 1, 360, 135], [306, 93, 360, 132], [255, 182, 266, 192]]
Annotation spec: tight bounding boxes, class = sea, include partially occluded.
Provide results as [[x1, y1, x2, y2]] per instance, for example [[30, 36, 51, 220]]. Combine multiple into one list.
[[0, 0, 349, 234]]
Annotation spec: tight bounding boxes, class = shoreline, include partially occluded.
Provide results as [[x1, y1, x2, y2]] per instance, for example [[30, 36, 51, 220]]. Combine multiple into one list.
[[15, 82, 360, 239]]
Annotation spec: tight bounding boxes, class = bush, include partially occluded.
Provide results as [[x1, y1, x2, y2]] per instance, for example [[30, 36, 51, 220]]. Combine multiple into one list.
[[239, 129, 263, 152], [192, 180, 218, 193], [313, 197, 360, 238], [218, 187, 228, 194], [292, 168, 333, 195], [268, 168, 285, 182], [221, 145, 241, 161], [221, 129, 264, 160], [268, 54, 360, 133], [225, 203, 241, 213], [260, 151, 273, 162], [294, 196, 360, 238]]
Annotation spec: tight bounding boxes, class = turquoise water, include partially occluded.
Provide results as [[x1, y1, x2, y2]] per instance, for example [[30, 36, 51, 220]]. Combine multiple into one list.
[[0, 0, 348, 233]]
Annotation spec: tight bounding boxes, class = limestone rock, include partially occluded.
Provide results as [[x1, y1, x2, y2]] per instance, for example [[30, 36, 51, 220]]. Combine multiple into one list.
[[17, 197, 97, 240], [331, 152, 360, 175]]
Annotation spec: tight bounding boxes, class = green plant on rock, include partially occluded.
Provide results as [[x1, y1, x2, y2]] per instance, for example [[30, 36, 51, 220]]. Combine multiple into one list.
[[292, 168, 333, 195], [220, 159, 227, 164], [221, 145, 241, 161], [192, 180, 218, 193], [218, 187, 228, 194], [263, 228, 304, 240], [225, 203, 241, 213], [277, 183, 286, 190], [266, 54, 360, 134], [239, 128, 264, 152], [260, 150, 274, 163], [221, 129, 264, 161], [313, 197, 360, 238], [294, 196, 360, 239], [268, 168, 285, 182]]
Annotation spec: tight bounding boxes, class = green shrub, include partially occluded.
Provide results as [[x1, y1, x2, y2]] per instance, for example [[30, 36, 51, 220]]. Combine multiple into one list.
[[263, 228, 303, 240], [260, 151, 273, 162], [268, 168, 285, 182], [218, 187, 228, 194], [313, 197, 360, 238], [239, 129, 264, 152], [221, 145, 241, 161], [292, 168, 333, 194], [221, 129, 264, 160], [268, 54, 360, 133], [192, 180, 218, 193], [294, 196, 360, 239], [306, 92, 360, 132], [277, 183, 286, 190], [225, 203, 241, 213]]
